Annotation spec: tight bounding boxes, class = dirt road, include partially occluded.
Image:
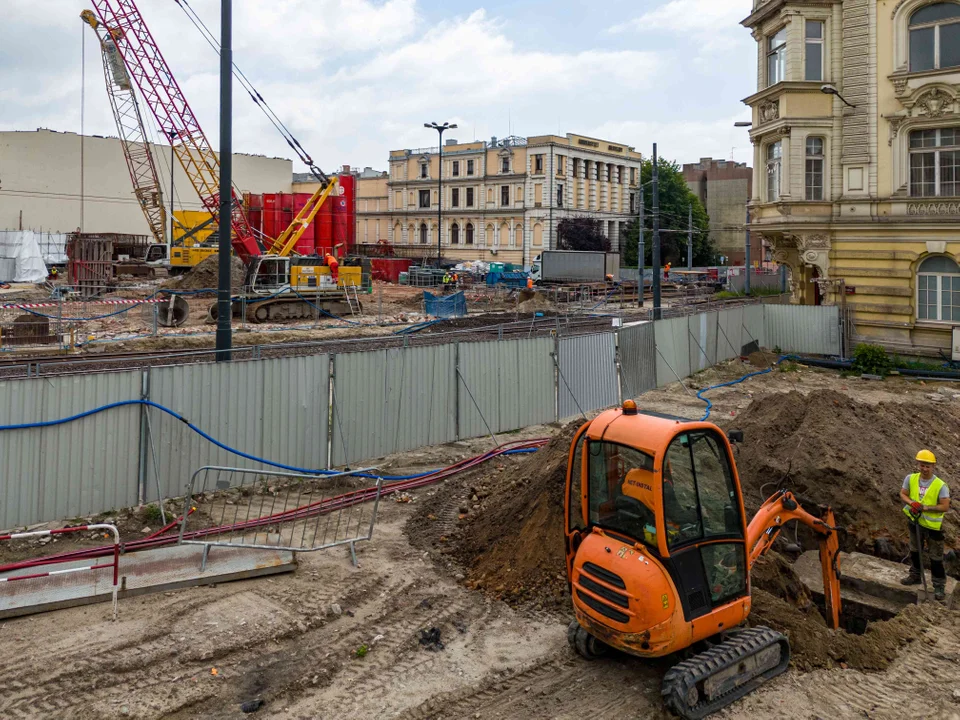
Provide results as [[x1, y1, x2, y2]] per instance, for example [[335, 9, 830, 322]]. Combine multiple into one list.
[[1, 362, 959, 718]]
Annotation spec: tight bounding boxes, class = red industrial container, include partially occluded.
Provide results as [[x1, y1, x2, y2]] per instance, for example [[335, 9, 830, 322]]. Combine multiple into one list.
[[371, 258, 413, 283], [245, 172, 356, 257]]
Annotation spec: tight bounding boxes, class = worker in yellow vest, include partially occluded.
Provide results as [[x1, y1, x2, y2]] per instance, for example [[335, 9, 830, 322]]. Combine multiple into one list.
[[900, 449, 950, 601]]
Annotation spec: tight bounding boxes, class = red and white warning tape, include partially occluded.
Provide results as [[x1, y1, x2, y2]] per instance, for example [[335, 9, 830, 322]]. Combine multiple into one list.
[[0, 298, 163, 311]]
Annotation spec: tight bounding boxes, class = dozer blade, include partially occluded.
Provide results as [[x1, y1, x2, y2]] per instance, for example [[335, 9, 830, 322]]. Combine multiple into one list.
[[661, 626, 789, 719]]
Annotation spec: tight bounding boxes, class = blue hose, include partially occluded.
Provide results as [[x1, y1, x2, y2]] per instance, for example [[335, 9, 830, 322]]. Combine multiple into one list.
[[0, 398, 537, 480], [697, 355, 798, 421]]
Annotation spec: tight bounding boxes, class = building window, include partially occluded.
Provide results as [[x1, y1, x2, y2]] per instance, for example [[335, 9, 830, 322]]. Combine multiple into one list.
[[451, 223, 460, 245], [557, 155, 566, 176], [805, 20, 824, 81], [466, 187, 474, 207], [910, 3, 960, 72], [805, 137, 824, 200], [420, 163, 428, 179], [501, 157, 510, 173], [917, 255, 960, 322], [557, 184, 564, 207], [419, 223, 428, 244], [501, 185, 510, 206], [534, 155, 544, 174], [910, 128, 959, 197], [418, 189, 430, 208], [466, 159, 475, 176], [452, 188, 460, 208], [766, 27, 787, 86], [465, 223, 474, 245], [574, 158, 582, 177], [766, 141, 782, 200], [452, 160, 459, 177]]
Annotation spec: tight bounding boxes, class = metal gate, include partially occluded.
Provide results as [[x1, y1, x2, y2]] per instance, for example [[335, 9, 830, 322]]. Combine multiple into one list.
[[178, 466, 382, 565]]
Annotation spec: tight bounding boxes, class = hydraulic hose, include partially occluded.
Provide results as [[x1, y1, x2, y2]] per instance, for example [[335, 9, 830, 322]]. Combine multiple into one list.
[[697, 355, 798, 421], [0, 398, 539, 480]]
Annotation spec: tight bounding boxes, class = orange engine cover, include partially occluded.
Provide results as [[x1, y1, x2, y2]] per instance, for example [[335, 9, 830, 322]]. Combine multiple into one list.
[[571, 530, 751, 658]]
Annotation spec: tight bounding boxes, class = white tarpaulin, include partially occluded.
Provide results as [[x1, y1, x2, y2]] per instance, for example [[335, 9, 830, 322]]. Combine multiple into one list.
[[0, 231, 49, 283]]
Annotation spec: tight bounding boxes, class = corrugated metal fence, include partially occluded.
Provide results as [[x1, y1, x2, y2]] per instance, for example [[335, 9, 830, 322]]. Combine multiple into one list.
[[0, 304, 841, 528]]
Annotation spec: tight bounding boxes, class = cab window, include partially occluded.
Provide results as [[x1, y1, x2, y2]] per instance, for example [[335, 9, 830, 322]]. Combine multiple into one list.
[[587, 441, 658, 549], [663, 430, 742, 550]]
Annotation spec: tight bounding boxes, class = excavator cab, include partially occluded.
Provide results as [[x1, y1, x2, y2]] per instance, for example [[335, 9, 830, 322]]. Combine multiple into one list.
[[564, 400, 841, 719]]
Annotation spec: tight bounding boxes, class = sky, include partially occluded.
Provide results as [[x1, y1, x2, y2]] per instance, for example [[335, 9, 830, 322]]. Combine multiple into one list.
[[1, 0, 757, 175]]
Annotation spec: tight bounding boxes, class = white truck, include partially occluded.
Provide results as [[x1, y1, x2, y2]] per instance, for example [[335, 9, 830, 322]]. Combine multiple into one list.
[[529, 250, 620, 284]]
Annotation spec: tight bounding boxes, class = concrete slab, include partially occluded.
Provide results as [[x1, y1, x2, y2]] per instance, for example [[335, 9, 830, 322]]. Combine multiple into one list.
[[0, 544, 297, 619], [794, 550, 957, 610]]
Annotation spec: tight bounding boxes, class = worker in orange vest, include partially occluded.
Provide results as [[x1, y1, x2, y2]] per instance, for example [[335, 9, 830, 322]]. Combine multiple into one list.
[[526, 276, 534, 290], [325, 253, 339, 285]]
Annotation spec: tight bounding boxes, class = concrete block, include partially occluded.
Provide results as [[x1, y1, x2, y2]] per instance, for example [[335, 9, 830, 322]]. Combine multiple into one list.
[[794, 551, 956, 611]]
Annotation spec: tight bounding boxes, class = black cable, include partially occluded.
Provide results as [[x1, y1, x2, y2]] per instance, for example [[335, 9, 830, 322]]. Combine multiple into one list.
[[174, 0, 328, 185]]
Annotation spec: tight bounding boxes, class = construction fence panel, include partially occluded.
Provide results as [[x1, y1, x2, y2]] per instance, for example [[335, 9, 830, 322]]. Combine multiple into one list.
[[717, 308, 744, 362], [0, 371, 141, 529], [457, 338, 555, 439], [146, 361, 268, 500], [764, 304, 841, 356], [558, 333, 618, 419], [259, 355, 330, 473], [618, 323, 657, 399], [687, 312, 718, 374], [331, 345, 456, 466], [742, 304, 766, 352], [654, 316, 691, 387]]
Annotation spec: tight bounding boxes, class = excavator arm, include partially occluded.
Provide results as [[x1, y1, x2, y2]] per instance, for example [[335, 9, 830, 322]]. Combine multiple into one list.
[[746, 490, 842, 629]]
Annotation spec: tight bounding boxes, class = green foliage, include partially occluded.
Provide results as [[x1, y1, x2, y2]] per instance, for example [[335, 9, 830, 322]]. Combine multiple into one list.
[[778, 361, 799, 373], [141, 504, 163, 524], [556, 216, 611, 252], [355, 644, 369, 658], [852, 343, 893, 377], [620, 157, 716, 267], [891, 355, 944, 372]]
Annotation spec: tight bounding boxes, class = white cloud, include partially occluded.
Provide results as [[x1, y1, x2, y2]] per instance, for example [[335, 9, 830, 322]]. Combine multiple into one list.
[[609, 0, 750, 34]]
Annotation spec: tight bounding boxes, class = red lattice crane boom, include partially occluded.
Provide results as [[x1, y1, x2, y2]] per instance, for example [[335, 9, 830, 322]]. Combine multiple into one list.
[[90, 0, 263, 263]]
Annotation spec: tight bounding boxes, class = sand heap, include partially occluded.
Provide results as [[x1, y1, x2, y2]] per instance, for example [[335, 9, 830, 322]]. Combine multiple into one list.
[[724, 390, 960, 554], [162, 254, 245, 291]]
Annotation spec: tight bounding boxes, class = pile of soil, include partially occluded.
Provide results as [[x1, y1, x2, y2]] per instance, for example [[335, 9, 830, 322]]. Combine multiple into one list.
[[517, 290, 554, 314], [453, 422, 581, 611], [723, 389, 960, 555], [162, 254, 245, 291]]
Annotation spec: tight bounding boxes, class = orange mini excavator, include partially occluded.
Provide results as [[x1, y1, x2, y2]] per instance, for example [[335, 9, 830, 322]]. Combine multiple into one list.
[[563, 400, 842, 719]]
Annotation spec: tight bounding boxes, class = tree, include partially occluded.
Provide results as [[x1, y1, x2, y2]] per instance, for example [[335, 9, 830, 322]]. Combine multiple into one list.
[[621, 157, 716, 267], [556, 216, 611, 252]]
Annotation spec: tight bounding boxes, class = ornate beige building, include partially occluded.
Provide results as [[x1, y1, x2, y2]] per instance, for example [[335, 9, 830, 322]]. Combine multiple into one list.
[[742, 0, 960, 356], [353, 133, 643, 267]]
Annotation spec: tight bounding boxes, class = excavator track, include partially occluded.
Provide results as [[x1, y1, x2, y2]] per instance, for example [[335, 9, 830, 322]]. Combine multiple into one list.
[[660, 626, 789, 719]]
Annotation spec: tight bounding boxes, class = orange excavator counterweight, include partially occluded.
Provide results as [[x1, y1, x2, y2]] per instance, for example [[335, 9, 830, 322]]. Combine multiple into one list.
[[563, 401, 842, 719]]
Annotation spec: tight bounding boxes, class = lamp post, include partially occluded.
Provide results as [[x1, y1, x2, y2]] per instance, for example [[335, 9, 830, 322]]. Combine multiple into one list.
[[216, 0, 233, 361], [820, 84, 856, 108], [424, 121, 458, 268]]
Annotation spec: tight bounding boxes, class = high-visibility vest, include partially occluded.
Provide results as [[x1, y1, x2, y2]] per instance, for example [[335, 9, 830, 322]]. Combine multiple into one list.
[[902, 473, 947, 530]]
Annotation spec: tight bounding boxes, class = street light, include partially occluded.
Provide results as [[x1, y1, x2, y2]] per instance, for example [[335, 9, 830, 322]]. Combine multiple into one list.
[[733, 121, 753, 127], [820, 84, 856, 108], [424, 121, 458, 269]]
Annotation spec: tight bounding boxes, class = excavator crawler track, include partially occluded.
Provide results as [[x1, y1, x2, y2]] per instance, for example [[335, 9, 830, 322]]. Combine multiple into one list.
[[660, 626, 789, 719]]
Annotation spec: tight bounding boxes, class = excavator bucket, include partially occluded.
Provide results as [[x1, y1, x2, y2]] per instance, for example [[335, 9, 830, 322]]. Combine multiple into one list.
[[819, 507, 842, 629]]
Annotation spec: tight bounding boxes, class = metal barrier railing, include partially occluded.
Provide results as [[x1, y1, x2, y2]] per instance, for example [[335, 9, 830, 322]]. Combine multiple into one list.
[[0, 524, 121, 619], [177, 466, 383, 566]]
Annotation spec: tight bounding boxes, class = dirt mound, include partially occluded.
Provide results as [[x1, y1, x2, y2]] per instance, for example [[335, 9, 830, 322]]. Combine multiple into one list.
[[454, 422, 581, 610], [162, 254, 245, 291], [517, 290, 554, 314], [723, 390, 960, 554]]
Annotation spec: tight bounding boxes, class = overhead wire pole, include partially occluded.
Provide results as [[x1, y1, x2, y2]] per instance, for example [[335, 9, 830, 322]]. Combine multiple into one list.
[[744, 205, 752, 296], [216, 0, 233, 361], [638, 190, 644, 308], [652, 143, 662, 320], [425, 122, 457, 269], [687, 203, 693, 269]]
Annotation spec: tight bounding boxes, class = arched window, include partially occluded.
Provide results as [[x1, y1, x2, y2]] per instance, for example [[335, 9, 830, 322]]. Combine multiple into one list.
[[910, 3, 960, 71], [465, 223, 475, 245], [917, 255, 960, 322], [419, 223, 428, 244], [450, 223, 460, 245]]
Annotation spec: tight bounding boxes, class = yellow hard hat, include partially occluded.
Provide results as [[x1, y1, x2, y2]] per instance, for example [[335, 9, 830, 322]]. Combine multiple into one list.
[[916, 449, 937, 464]]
